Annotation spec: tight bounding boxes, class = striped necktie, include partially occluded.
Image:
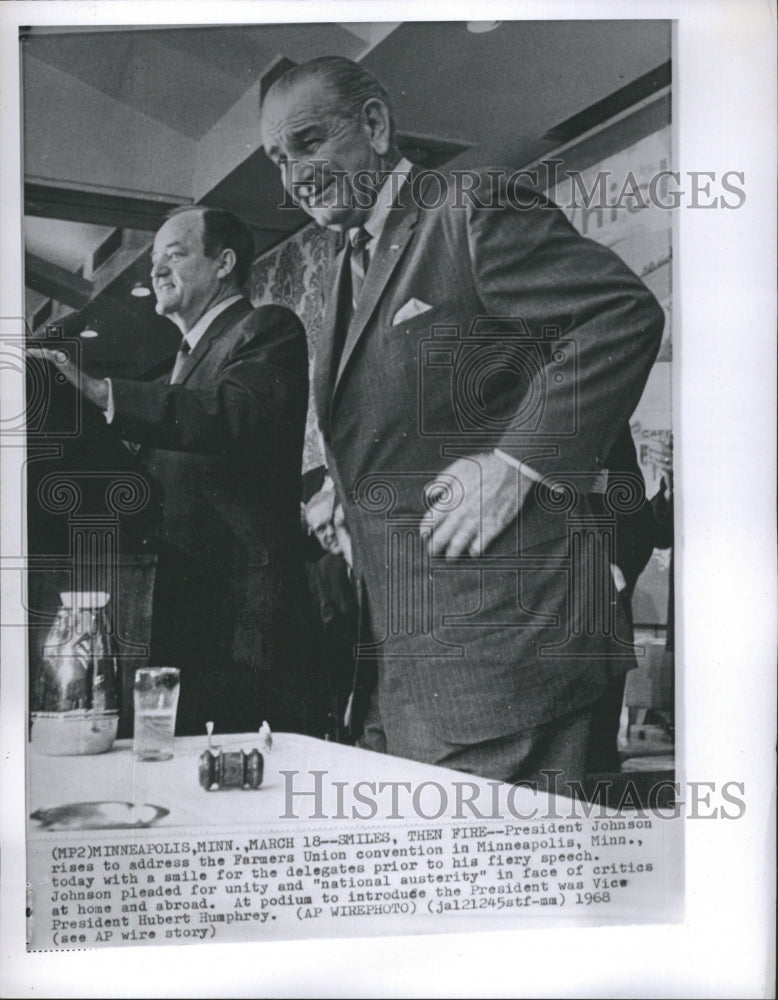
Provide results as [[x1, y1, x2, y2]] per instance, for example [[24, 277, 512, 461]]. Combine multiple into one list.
[[169, 337, 190, 384], [349, 226, 372, 314]]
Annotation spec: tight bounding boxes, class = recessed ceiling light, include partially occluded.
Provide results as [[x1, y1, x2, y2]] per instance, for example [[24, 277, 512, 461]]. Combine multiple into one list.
[[80, 324, 99, 339], [466, 21, 502, 33], [131, 281, 152, 298]]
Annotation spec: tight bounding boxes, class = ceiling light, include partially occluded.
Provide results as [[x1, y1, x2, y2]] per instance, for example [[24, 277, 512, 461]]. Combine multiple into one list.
[[130, 281, 152, 298], [466, 21, 502, 33], [80, 322, 99, 339]]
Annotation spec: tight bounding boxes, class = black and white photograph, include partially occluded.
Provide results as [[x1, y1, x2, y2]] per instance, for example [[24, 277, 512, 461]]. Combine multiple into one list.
[[1, 2, 774, 997]]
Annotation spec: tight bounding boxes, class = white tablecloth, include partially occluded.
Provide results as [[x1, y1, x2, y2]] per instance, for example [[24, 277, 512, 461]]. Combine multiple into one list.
[[28, 732, 534, 829]]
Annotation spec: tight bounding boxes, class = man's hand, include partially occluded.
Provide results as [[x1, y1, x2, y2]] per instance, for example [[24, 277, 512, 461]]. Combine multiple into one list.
[[426, 452, 534, 558], [644, 434, 673, 492], [27, 344, 109, 411]]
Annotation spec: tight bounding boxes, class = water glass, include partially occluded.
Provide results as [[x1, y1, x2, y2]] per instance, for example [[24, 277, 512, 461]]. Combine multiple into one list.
[[133, 667, 180, 761]]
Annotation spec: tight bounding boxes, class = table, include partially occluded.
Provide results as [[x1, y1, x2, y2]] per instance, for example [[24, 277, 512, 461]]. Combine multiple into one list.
[[28, 732, 529, 829]]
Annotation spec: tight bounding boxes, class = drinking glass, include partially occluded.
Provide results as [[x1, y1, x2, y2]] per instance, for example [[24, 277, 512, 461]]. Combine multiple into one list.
[[133, 667, 180, 761]]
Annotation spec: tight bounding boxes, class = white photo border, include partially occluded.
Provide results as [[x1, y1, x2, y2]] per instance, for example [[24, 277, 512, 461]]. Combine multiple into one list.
[[1, 2, 775, 997]]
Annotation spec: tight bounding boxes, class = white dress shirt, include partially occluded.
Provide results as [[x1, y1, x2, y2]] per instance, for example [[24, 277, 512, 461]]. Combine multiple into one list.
[[347, 156, 412, 260]]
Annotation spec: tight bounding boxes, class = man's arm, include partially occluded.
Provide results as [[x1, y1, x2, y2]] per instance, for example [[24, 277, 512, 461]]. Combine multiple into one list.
[[467, 178, 665, 478], [429, 175, 664, 558], [109, 306, 307, 454]]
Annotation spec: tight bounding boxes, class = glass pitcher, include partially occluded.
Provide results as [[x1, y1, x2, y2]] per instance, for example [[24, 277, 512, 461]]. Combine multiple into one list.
[[31, 591, 120, 754]]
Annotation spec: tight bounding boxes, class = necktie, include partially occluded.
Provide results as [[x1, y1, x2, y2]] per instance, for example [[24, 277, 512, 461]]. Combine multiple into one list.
[[349, 226, 372, 314], [332, 228, 372, 374], [169, 337, 190, 385]]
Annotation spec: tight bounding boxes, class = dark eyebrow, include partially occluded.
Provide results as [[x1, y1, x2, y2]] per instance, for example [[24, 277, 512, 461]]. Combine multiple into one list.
[[151, 240, 186, 259], [293, 125, 320, 139], [151, 240, 186, 260], [281, 124, 323, 152]]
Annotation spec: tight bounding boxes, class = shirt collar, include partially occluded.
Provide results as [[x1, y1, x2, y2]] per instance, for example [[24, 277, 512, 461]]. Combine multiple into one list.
[[351, 157, 412, 247], [181, 294, 243, 352]]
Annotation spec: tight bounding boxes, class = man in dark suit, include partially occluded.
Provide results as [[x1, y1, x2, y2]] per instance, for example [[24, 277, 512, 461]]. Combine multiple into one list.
[[261, 58, 665, 789], [33, 206, 320, 736]]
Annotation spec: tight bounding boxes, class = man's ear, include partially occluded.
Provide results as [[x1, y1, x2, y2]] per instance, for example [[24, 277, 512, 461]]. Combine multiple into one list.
[[216, 248, 237, 281], [361, 98, 392, 156]]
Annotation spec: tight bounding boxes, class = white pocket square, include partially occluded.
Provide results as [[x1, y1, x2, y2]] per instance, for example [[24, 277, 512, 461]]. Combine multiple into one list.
[[392, 298, 432, 326]]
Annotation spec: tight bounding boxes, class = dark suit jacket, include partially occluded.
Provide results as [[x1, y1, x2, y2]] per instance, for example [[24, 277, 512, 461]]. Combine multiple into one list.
[[111, 299, 321, 735], [313, 168, 665, 745], [308, 552, 360, 741]]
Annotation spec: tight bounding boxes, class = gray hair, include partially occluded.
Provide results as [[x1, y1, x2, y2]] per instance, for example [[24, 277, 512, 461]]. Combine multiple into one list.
[[263, 56, 395, 134]]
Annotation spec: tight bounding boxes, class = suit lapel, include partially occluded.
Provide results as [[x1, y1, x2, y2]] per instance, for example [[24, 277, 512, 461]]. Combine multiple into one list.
[[333, 193, 420, 393], [173, 298, 253, 385]]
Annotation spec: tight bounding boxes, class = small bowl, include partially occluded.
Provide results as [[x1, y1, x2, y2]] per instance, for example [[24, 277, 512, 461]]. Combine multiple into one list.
[[31, 711, 119, 756]]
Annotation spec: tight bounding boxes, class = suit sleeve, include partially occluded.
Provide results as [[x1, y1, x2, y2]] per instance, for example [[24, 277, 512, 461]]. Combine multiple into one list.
[[109, 306, 308, 455], [465, 176, 665, 483]]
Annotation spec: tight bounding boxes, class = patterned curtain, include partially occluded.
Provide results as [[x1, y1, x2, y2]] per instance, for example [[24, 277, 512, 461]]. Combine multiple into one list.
[[248, 224, 339, 472]]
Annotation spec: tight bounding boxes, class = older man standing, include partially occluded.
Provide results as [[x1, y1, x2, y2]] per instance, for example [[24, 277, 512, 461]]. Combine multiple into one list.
[[34, 206, 320, 736], [261, 57, 664, 790]]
